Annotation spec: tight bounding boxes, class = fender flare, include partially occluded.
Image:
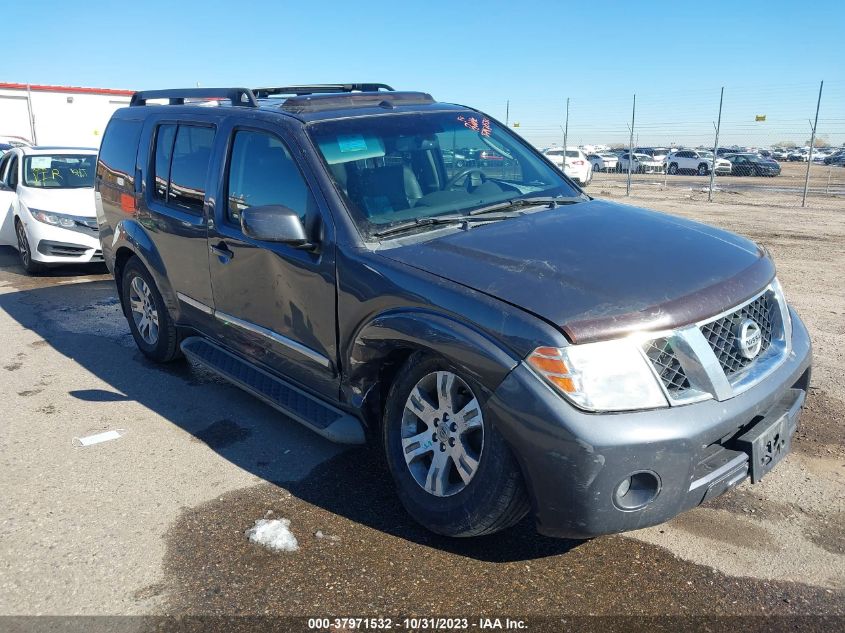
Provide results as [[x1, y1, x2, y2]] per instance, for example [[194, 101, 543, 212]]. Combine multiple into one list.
[[343, 308, 519, 420], [111, 219, 179, 317]]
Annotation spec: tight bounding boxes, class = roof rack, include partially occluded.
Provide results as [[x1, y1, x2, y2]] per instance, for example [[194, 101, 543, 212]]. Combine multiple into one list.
[[130, 88, 258, 107], [253, 83, 394, 99]]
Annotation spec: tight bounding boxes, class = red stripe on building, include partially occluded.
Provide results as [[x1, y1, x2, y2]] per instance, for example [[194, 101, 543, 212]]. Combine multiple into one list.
[[0, 82, 135, 96]]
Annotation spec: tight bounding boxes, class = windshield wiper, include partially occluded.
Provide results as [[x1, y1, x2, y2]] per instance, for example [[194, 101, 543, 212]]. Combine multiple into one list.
[[468, 195, 585, 216], [372, 214, 514, 239]]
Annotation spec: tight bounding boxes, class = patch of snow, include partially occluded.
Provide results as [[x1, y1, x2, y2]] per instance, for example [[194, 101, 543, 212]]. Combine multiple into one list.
[[245, 518, 299, 552]]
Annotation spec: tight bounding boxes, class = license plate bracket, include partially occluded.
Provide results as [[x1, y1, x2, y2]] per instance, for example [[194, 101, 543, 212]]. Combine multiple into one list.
[[735, 389, 803, 483]]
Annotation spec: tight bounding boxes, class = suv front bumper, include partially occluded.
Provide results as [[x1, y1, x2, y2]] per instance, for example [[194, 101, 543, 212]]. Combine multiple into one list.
[[487, 308, 812, 538]]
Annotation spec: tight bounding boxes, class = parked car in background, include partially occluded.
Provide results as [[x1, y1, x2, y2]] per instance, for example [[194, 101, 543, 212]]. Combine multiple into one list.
[[771, 148, 790, 161], [823, 150, 845, 165], [587, 152, 618, 172], [725, 153, 781, 177], [0, 146, 100, 273], [827, 154, 845, 167], [635, 147, 669, 164], [716, 147, 742, 157], [788, 149, 809, 162], [811, 151, 830, 163], [542, 147, 592, 185], [666, 149, 731, 176], [0, 135, 32, 148], [617, 152, 665, 174]]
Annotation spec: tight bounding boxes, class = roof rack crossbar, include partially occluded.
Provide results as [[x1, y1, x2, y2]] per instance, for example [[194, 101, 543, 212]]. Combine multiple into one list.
[[253, 83, 394, 98], [130, 88, 258, 107]]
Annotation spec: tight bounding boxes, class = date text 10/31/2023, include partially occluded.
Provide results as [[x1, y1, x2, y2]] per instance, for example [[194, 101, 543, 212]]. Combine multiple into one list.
[[307, 617, 527, 630]]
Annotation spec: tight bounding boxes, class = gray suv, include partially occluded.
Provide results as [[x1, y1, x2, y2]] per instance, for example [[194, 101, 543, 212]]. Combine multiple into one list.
[[95, 85, 812, 539]]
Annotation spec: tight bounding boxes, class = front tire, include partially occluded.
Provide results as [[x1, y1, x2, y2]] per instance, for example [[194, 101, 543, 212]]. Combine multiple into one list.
[[668, 163, 679, 175], [121, 256, 181, 363], [15, 219, 45, 275], [383, 353, 529, 537]]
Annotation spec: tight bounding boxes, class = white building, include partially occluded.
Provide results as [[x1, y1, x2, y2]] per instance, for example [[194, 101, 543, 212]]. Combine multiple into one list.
[[0, 82, 134, 148]]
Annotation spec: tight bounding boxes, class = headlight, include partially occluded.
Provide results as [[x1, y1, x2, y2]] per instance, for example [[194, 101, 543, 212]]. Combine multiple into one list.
[[30, 208, 78, 228], [771, 277, 793, 346], [527, 341, 668, 412]]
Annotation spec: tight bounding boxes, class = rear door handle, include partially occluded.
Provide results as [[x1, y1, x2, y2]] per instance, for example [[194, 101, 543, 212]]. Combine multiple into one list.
[[210, 241, 234, 261]]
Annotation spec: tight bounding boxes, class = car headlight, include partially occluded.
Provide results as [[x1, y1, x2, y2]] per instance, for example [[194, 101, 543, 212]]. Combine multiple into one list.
[[527, 341, 668, 412], [30, 208, 78, 228]]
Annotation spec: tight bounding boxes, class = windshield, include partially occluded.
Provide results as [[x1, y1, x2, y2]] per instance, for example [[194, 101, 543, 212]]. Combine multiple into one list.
[[23, 154, 96, 189], [307, 111, 581, 237]]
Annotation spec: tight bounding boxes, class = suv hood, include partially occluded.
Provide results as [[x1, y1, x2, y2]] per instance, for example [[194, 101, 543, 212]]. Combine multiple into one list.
[[378, 200, 775, 344], [20, 187, 96, 217]]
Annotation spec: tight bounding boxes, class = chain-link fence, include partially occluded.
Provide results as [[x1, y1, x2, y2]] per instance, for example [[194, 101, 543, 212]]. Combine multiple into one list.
[[493, 81, 845, 207]]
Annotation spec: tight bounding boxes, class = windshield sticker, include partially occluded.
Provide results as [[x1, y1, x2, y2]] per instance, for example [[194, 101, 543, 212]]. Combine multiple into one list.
[[29, 168, 61, 184], [29, 156, 52, 169], [337, 134, 368, 153], [457, 116, 493, 137]]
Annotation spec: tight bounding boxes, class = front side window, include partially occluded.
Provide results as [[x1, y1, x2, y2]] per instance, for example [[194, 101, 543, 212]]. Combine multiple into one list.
[[226, 129, 316, 229], [23, 155, 96, 189], [308, 111, 581, 237]]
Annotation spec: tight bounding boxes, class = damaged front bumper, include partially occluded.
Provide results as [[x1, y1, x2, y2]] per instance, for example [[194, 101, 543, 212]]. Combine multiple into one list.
[[486, 309, 812, 539]]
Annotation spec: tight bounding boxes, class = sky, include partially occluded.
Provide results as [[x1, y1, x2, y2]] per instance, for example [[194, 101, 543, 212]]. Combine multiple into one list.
[[5, 0, 844, 148]]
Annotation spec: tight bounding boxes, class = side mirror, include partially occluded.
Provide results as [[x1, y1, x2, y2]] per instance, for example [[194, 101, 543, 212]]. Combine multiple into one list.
[[240, 204, 313, 249]]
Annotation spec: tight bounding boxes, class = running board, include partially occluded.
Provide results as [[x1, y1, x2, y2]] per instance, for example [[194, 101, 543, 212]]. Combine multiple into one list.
[[180, 336, 365, 445]]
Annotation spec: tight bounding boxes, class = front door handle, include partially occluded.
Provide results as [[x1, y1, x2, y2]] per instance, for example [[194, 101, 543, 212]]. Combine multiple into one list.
[[210, 241, 234, 262]]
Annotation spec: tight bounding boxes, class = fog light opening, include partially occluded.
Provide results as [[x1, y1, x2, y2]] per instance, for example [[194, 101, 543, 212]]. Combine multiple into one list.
[[614, 471, 660, 511]]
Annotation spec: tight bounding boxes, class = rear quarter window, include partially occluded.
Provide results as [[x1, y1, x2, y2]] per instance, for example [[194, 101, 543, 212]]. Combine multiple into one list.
[[98, 118, 143, 189]]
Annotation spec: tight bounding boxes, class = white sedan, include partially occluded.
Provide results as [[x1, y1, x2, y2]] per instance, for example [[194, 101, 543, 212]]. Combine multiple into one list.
[[617, 152, 665, 174], [587, 152, 618, 172], [0, 146, 100, 274], [542, 147, 592, 185]]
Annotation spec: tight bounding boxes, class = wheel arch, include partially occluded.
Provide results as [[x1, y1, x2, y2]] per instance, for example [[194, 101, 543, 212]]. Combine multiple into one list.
[[342, 308, 520, 434], [111, 219, 178, 318]]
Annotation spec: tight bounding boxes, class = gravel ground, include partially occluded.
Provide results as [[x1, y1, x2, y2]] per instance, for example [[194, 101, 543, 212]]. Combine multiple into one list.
[[0, 183, 842, 631]]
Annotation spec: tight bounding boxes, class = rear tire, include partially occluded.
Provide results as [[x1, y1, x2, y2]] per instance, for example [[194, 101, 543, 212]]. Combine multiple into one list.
[[382, 352, 529, 537], [15, 218, 45, 275], [668, 163, 679, 175], [697, 163, 709, 176], [121, 256, 181, 363]]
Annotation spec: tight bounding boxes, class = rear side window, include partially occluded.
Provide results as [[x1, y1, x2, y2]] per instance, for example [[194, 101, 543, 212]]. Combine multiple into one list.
[[152, 124, 215, 214], [225, 129, 316, 228], [152, 124, 176, 201], [98, 118, 142, 188]]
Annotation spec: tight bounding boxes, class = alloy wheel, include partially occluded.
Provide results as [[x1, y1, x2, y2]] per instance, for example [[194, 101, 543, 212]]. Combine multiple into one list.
[[400, 371, 484, 497], [128, 275, 160, 345]]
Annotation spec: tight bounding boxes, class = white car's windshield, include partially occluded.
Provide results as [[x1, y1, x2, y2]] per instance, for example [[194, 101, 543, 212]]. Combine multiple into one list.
[[23, 155, 96, 189], [308, 111, 582, 237]]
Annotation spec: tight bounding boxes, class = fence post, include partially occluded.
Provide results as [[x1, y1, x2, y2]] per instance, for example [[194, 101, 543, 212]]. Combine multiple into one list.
[[708, 87, 724, 202], [802, 80, 824, 208], [627, 94, 635, 196], [563, 97, 569, 165]]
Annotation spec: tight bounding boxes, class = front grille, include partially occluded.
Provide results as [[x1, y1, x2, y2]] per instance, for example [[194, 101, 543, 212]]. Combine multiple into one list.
[[644, 337, 690, 394], [700, 294, 775, 379]]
